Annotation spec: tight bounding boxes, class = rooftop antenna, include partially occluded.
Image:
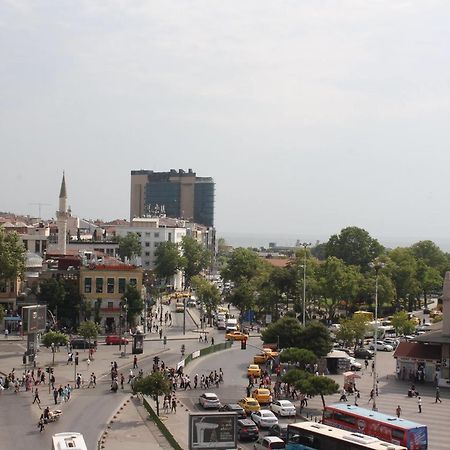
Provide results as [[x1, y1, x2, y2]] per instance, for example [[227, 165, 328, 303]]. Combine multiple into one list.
[[29, 202, 50, 218]]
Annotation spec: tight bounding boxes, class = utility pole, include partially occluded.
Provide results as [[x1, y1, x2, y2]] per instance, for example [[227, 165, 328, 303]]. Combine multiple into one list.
[[29, 202, 50, 218]]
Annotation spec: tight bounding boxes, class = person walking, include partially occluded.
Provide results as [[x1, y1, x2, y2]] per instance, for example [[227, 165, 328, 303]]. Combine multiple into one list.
[[133, 355, 138, 369], [435, 387, 442, 403], [171, 398, 177, 413], [417, 396, 422, 413], [396, 405, 402, 418], [364, 358, 369, 371], [32, 388, 41, 409], [53, 388, 59, 405], [37, 414, 45, 432]]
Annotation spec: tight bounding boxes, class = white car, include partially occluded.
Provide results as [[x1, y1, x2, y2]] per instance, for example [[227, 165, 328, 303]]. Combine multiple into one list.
[[251, 410, 278, 428], [348, 357, 362, 371], [270, 399, 296, 417], [199, 393, 221, 409], [369, 341, 394, 352]]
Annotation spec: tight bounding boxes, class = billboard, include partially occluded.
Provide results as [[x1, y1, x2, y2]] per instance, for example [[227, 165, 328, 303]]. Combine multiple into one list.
[[188, 412, 237, 450], [22, 305, 47, 333]]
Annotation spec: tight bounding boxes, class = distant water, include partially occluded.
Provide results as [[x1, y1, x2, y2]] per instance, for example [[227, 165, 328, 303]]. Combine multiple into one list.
[[220, 231, 450, 252]]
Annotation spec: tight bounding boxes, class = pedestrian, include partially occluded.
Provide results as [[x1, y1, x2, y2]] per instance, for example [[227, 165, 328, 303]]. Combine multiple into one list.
[[38, 414, 45, 432], [171, 398, 177, 413], [87, 358, 91, 369], [4, 328, 9, 339], [435, 387, 442, 403], [53, 388, 59, 405], [133, 355, 138, 369], [211, 337, 215, 346], [371, 361, 375, 374], [417, 396, 422, 413], [368, 389, 374, 403], [159, 329, 163, 340], [32, 388, 41, 408], [364, 358, 369, 371], [396, 405, 402, 418], [120, 373, 125, 389]]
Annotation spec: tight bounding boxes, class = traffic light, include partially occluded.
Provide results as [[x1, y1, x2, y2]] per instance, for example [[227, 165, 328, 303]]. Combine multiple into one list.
[[241, 340, 247, 350], [163, 336, 167, 346], [181, 344, 185, 356], [45, 367, 50, 373]]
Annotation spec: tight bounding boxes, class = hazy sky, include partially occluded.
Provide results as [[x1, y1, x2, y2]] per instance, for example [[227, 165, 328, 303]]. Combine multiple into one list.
[[2, 1, 450, 247]]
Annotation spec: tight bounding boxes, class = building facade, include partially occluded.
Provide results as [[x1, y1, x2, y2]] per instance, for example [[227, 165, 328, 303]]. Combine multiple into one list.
[[79, 264, 143, 334], [130, 169, 215, 227]]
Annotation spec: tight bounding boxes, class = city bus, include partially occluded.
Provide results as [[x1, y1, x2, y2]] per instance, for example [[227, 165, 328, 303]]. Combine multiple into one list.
[[286, 422, 407, 450], [322, 404, 427, 449], [52, 432, 87, 450]]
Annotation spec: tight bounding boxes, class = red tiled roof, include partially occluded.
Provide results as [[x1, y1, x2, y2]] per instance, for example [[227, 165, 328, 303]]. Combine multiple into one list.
[[261, 257, 292, 268], [394, 341, 441, 361]]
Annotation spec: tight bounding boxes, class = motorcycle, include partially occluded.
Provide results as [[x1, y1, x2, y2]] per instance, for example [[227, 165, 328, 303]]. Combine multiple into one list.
[[44, 409, 62, 423]]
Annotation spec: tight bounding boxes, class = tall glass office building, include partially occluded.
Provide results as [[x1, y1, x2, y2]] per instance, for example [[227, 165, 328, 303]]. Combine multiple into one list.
[[130, 169, 215, 227]]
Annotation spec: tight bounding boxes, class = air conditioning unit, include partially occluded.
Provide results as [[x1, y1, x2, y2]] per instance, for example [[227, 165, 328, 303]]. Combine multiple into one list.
[[442, 359, 448, 368]]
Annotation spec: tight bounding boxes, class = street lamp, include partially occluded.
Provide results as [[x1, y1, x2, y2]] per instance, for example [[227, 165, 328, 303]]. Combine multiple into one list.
[[369, 261, 385, 411], [123, 300, 128, 356], [301, 242, 311, 326]]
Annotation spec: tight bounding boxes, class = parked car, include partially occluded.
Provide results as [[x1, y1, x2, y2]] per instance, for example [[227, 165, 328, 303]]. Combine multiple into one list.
[[236, 418, 259, 441], [383, 338, 399, 348], [105, 335, 128, 345], [219, 403, 246, 419], [353, 348, 374, 359], [186, 299, 197, 307], [252, 388, 272, 405], [270, 400, 296, 417], [369, 341, 394, 352], [266, 423, 289, 442], [70, 338, 97, 349], [348, 357, 362, 371], [198, 393, 221, 409], [238, 397, 261, 415], [251, 410, 278, 428], [254, 436, 285, 450]]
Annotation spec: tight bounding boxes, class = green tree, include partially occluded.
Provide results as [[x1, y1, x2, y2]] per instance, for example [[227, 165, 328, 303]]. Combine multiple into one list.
[[411, 240, 449, 274], [94, 298, 102, 324], [297, 321, 333, 358], [78, 320, 100, 350], [220, 248, 263, 283], [281, 368, 305, 387], [261, 316, 303, 349], [41, 331, 69, 365], [123, 284, 144, 327], [0, 228, 26, 280], [279, 348, 317, 369], [391, 311, 416, 336], [154, 241, 183, 285], [326, 226, 384, 270], [335, 315, 368, 350], [181, 236, 211, 288], [38, 278, 66, 324], [295, 372, 339, 408], [133, 371, 171, 416], [116, 233, 142, 262], [0, 305, 4, 323], [227, 279, 258, 316], [191, 276, 221, 325]]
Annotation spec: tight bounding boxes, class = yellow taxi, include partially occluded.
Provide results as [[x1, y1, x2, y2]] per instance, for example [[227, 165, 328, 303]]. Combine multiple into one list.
[[252, 388, 272, 405], [247, 364, 262, 378], [225, 331, 249, 341], [238, 397, 261, 415], [253, 349, 279, 365]]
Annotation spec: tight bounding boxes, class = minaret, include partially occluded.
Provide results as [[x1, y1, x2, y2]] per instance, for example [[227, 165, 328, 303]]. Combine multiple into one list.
[[56, 172, 68, 255]]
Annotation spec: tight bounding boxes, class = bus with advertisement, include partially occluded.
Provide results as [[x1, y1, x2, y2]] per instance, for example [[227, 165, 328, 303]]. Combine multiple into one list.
[[322, 404, 427, 450], [286, 422, 407, 450]]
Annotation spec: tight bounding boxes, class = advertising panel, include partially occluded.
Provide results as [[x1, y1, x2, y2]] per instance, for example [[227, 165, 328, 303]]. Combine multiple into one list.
[[22, 305, 47, 333], [188, 412, 237, 450]]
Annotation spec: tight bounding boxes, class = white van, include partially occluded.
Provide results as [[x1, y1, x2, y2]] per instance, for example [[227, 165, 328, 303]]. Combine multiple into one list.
[[225, 318, 238, 332], [52, 433, 87, 450]]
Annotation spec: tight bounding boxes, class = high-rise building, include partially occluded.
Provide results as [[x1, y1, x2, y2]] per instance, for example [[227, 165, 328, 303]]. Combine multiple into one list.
[[130, 169, 215, 226]]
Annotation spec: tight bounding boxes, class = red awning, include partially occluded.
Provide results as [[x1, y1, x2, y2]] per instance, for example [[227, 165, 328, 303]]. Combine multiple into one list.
[[394, 341, 441, 361]]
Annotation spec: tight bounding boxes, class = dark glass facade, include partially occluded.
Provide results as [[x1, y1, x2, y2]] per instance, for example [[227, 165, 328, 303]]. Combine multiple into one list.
[[194, 181, 215, 227], [145, 182, 181, 218]]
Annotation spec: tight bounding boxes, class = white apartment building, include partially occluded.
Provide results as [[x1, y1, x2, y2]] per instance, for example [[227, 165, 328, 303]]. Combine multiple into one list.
[[116, 217, 187, 290]]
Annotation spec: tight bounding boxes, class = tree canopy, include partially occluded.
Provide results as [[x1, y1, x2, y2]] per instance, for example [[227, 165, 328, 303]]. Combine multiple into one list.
[[123, 284, 144, 327], [154, 241, 183, 283], [78, 320, 100, 343], [133, 371, 171, 415], [191, 275, 221, 324], [326, 226, 384, 269], [0, 228, 25, 280], [181, 236, 211, 288], [116, 233, 142, 262]]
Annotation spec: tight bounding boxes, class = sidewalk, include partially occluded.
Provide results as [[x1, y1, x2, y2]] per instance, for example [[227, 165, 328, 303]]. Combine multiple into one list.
[[100, 396, 172, 450]]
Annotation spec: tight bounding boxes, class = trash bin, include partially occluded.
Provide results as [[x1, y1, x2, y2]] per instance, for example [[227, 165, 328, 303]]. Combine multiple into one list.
[[132, 332, 144, 354]]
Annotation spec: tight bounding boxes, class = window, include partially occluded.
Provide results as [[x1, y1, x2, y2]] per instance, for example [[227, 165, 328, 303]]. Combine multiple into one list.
[[108, 301, 113, 309], [145, 262, 150, 266], [118, 278, 126, 294], [391, 428, 405, 442], [334, 412, 356, 427], [145, 242, 150, 247], [168, 232, 172, 241], [84, 278, 92, 293], [96, 278, 103, 293], [145, 232, 151, 237], [107, 278, 115, 294], [154, 242, 160, 248], [129, 278, 137, 286], [154, 232, 159, 238], [145, 252, 150, 256], [23, 240, 28, 250]]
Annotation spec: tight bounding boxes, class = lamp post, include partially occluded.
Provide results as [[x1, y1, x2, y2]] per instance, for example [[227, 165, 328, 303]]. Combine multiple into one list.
[[369, 261, 385, 411], [123, 300, 128, 356], [301, 242, 311, 326]]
